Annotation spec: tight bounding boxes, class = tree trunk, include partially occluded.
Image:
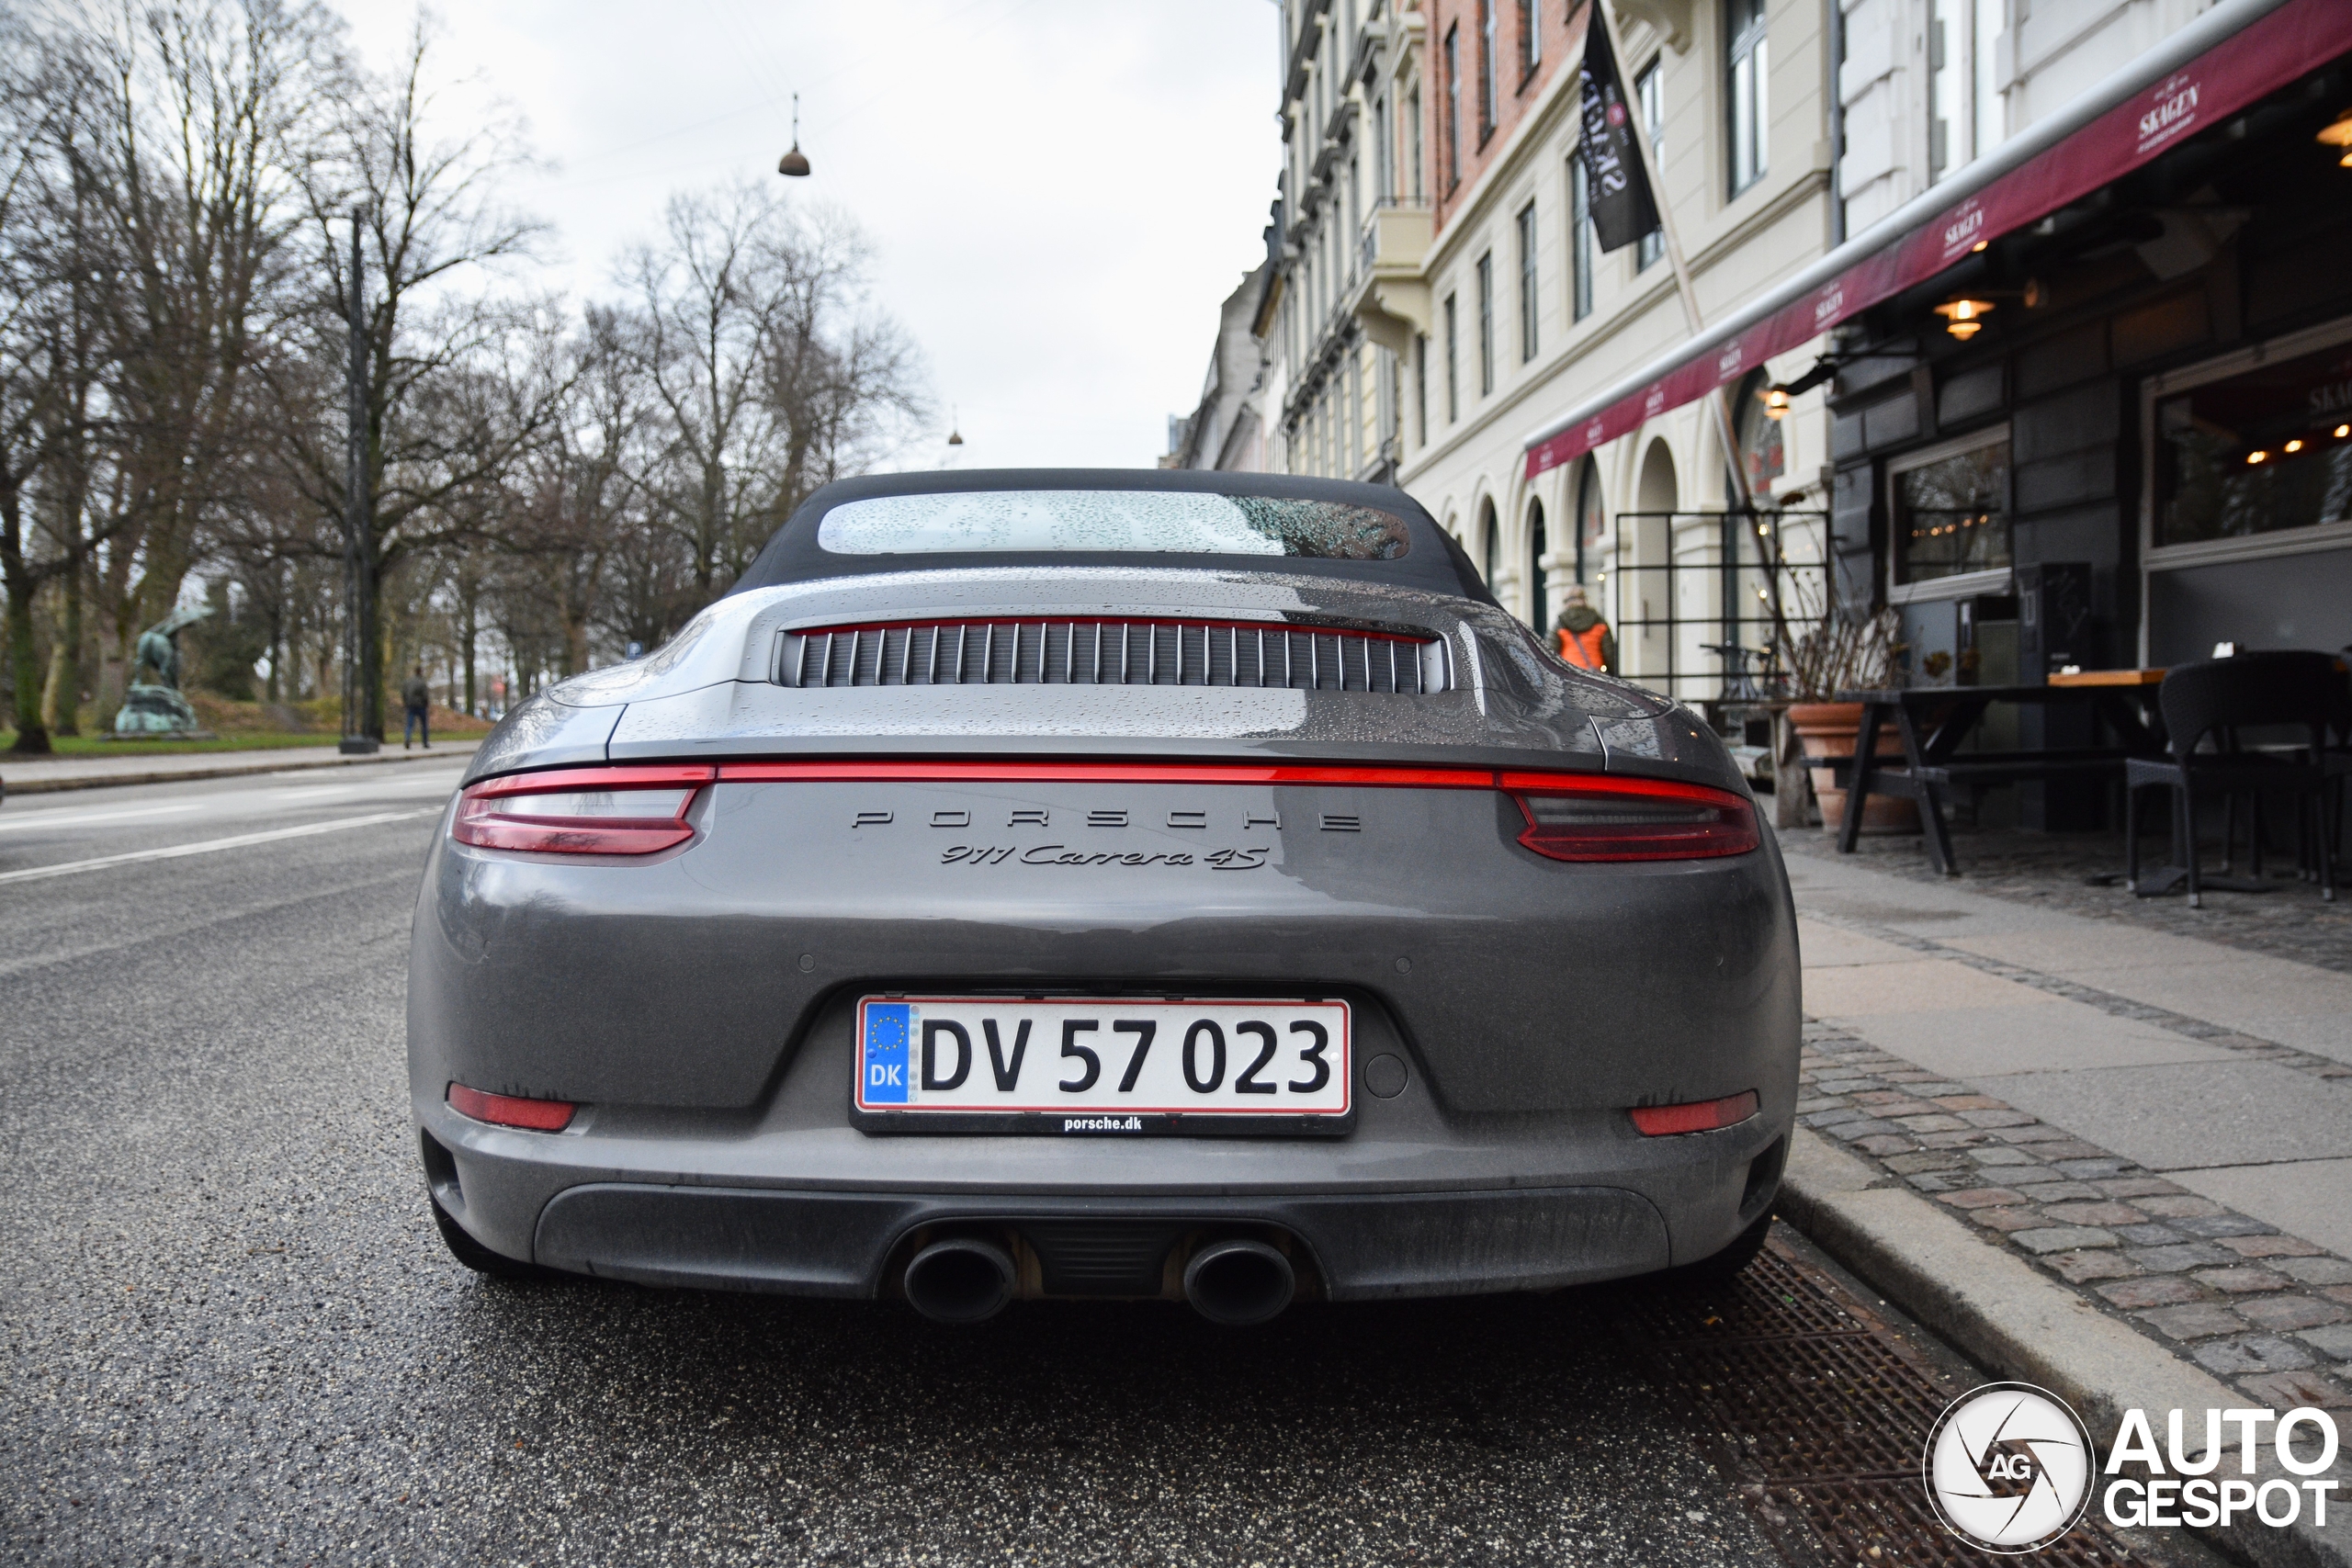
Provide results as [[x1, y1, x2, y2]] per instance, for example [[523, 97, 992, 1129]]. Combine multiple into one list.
[[357, 555, 386, 741], [42, 561, 85, 737], [1, 485, 51, 753], [460, 597, 478, 716]]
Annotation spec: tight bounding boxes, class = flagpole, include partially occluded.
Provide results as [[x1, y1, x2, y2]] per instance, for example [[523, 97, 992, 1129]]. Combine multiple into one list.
[[1591, 0, 1758, 515]]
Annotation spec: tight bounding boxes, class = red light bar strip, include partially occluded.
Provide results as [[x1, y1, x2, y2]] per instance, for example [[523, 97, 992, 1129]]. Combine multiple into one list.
[[717, 761, 1501, 789], [1498, 771, 1750, 809], [1628, 1090, 1760, 1137], [788, 615, 1434, 645], [448, 1082, 576, 1132], [469, 764, 716, 798]]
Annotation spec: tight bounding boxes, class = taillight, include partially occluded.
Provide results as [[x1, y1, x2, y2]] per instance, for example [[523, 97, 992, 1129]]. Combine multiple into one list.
[[452, 765, 714, 855], [448, 1082, 576, 1131], [1502, 772, 1758, 862], [1629, 1090, 1758, 1136]]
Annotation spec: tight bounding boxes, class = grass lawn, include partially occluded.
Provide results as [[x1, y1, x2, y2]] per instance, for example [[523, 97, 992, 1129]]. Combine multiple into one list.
[[3, 732, 353, 758], [1, 731, 484, 759]]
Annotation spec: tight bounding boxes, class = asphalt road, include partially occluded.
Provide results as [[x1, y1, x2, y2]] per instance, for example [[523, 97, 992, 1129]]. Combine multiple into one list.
[[0, 764, 2164, 1567]]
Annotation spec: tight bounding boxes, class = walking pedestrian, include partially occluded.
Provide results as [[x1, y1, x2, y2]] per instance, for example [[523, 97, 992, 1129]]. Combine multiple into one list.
[[401, 665, 433, 750], [1553, 585, 1617, 674]]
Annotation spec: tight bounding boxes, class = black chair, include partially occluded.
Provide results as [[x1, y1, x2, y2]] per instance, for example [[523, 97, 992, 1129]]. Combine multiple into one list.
[[2324, 649, 2352, 869], [2125, 652, 2338, 908]]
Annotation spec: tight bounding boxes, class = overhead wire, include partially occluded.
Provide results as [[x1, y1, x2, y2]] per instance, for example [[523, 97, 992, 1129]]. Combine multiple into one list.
[[559, 0, 1030, 172]]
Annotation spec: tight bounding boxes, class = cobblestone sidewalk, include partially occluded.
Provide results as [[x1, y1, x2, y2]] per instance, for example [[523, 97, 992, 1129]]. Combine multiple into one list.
[[1797, 1020, 2352, 1411]]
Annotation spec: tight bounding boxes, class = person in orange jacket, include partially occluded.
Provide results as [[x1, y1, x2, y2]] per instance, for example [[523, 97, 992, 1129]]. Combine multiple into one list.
[[1553, 584, 1617, 673]]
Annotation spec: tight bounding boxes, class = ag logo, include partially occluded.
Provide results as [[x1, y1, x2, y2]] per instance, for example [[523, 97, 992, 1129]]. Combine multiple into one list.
[[1923, 1382, 2095, 1553]]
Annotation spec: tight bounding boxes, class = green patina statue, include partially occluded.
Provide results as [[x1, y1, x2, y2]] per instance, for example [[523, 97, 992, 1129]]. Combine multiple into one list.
[[113, 603, 215, 736]]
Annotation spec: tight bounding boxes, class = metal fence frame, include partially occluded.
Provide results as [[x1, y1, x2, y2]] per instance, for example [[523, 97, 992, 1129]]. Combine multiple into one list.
[[1607, 509, 1830, 713]]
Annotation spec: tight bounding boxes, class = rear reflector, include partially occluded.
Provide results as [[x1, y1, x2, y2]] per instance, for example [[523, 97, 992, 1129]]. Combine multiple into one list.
[[447, 1082, 576, 1132], [453, 765, 714, 855], [1504, 773, 1758, 862], [1629, 1090, 1760, 1136]]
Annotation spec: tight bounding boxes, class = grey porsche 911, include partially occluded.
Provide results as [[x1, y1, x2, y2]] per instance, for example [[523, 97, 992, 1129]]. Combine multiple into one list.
[[409, 469, 1799, 1325]]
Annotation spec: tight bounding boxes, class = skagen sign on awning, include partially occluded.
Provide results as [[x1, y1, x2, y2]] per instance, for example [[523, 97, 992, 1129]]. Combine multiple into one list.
[[1523, 0, 2352, 478]]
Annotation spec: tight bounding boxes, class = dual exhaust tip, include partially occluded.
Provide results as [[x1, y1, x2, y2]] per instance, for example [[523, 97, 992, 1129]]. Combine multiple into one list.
[[900, 1235, 1295, 1326]]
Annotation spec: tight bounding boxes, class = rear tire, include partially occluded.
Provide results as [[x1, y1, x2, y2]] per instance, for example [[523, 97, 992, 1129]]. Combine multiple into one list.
[[1668, 1208, 1774, 1285], [431, 1196, 560, 1282]]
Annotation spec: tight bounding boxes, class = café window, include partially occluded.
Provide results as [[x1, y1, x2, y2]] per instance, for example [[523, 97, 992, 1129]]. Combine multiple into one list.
[[1891, 432, 2010, 588], [2154, 337, 2352, 548]]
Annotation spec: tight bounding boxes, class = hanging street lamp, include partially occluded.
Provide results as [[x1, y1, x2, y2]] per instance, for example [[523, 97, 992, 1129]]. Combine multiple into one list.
[[778, 93, 810, 177]]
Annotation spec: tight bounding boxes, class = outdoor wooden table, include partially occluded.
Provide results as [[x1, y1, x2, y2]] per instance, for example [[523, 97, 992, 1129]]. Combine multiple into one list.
[[1830, 681, 2167, 875], [2047, 667, 2167, 687]]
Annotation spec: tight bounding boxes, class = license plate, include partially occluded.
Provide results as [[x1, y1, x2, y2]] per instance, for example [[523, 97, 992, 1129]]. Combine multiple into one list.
[[855, 996, 1351, 1120]]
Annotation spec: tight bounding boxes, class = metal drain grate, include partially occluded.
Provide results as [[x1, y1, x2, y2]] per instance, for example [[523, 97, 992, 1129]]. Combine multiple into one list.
[[1617, 1240, 2158, 1568]]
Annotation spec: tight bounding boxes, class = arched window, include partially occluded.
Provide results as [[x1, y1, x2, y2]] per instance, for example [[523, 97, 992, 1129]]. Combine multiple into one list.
[[1734, 368, 1785, 502], [1526, 498, 1548, 632], [1638, 439, 1679, 513], [1478, 499, 1500, 593], [1573, 457, 1604, 584]]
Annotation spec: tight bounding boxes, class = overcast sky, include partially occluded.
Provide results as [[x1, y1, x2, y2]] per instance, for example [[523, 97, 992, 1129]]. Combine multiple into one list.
[[328, 0, 1283, 471]]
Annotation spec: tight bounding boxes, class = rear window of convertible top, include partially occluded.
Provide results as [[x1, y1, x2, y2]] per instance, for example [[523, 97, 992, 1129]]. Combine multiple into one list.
[[817, 490, 1410, 560]]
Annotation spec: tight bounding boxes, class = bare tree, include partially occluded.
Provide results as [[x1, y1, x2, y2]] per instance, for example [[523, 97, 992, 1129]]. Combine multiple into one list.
[[81, 0, 342, 694], [267, 17, 562, 740]]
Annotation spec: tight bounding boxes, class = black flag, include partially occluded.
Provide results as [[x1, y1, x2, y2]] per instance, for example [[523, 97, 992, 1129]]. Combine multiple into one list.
[[1577, 11, 1661, 254]]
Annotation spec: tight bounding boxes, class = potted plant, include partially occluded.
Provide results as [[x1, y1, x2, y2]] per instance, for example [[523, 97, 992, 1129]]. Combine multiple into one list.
[[1776, 608, 1917, 834]]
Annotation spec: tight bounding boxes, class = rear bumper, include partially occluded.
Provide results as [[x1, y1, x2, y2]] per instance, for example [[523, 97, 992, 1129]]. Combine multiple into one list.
[[523, 1183, 1680, 1301], [418, 1089, 1789, 1300]]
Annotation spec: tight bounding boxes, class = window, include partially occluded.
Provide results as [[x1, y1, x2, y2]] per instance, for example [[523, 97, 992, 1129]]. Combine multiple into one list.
[[1476, 252, 1495, 397], [2154, 338, 2352, 548], [1443, 27, 1462, 188], [818, 491, 1412, 559], [1480, 501, 1500, 590], [1374, 93, 1392, 203], [1346, 157, 1360, 282], [1929, 0, 2007, 179], [1725, 0, 1769, 196], [1516, 201, 1539, 362], [1568, 157, 1594, 321], [1526, 499, 1549, 630], [1635, 62, 1664, 270], [1477, 0, 1498, 138], [1734, 369, 1786, 495], [1444, 293, 1459, 423], [1574, 456, 1604, 582], [1519, 0, 1540, 78], [1408, 83, 1424, 201], [1892, 434, 2011, 587], [1414, 332, 1429, 445]]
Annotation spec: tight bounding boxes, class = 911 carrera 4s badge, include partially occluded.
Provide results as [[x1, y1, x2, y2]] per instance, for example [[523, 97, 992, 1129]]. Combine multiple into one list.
[[855, 996, 1351, 1131]]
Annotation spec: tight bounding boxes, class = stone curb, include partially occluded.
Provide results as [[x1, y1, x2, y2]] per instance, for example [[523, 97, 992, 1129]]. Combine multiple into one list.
[[1, 744, 480, 795], [1780, 1127, 2351, 1568]]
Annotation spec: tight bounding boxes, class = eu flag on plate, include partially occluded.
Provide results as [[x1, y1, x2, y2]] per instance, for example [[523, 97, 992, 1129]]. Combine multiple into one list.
[[864, 1003, 911, 1104]]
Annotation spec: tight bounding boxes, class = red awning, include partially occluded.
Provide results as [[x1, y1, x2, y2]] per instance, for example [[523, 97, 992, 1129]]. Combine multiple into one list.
[[1524, 0, 2352, 479]]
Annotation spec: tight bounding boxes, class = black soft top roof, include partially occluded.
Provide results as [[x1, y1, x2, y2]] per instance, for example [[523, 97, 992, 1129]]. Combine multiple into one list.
[[731, 468, 1498, 605]]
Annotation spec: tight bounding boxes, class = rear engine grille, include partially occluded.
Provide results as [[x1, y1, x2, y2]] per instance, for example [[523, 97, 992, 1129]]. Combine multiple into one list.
[[1018, 1222, 1183, 1297], [775, 618, 1449, 694]]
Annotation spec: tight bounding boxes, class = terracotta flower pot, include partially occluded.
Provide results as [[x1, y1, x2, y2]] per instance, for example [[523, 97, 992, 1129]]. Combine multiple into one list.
[[1787, 701, 1922, 836]]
